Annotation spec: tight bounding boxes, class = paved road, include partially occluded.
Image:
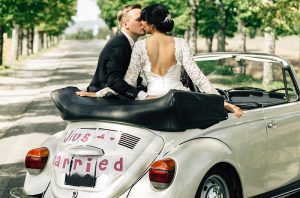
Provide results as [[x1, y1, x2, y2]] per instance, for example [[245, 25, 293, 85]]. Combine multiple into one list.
[[0, 40, 105, 197]]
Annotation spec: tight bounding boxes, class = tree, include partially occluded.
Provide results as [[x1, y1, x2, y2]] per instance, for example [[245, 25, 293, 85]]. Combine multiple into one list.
[[197, 0, 237, 52], [235, 0, 262, 52], [197, 1, 220, 52], [256, 0, 300, 85], [97, 0, 188, 35], [9, 0, 48, 60], [188, 0, 198, 53], [215, 0, 238, 52], [0, 0, 75, 65], [0, 0, 15, 65], [40, 0, 76, 36]]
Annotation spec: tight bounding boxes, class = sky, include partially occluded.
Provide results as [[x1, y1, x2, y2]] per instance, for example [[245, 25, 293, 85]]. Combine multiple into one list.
[[73, 0, 100, 22], [65, 0, 105, 34]]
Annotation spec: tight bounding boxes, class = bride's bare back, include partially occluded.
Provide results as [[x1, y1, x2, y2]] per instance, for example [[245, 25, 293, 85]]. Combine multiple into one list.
[[145, 35, 177, 76]]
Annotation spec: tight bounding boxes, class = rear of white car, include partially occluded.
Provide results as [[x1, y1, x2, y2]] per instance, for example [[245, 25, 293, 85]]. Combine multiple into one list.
[[24, 121, 165, 198], [12, 52, 300, 198]]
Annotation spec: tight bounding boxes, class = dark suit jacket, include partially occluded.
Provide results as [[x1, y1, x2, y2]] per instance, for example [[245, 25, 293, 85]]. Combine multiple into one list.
[[88, 32, 140, 99]]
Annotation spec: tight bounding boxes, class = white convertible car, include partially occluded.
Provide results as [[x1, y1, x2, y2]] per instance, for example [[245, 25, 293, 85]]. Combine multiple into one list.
[[10, 53, 300, 198]]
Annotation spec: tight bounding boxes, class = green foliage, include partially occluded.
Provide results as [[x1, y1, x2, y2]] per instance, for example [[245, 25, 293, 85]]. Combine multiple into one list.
[[254, 0, 300, 36], [172, 8, 191, 35], [197, 61, 234, 76], [97, 0, 189, 35], [197, 0, 238, 38], [197, 61, 217, 75], [11, 0, 48, 28], [214, 74, 255, 85], [0, 0, 76, 35], [214, 66, 233, 76], [236, 0, 262, 29], [144, 0, 189, 36], [0, 0, 16, 30], [40, 0, 77, 35], [197, 2, 219, 38], [263, 81, 284, 90]]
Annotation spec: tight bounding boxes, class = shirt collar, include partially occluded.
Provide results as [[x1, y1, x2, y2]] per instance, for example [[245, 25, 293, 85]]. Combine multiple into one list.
[[121, 30, 135, 49]]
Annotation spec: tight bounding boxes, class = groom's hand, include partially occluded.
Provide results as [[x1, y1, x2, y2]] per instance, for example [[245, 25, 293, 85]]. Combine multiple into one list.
[[76, 91, 96, 97], [146, 95, 157, 99]]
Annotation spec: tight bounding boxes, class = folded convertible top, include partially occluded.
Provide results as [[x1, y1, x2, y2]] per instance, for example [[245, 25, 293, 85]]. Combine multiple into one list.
[[51, 86, 228, 131]]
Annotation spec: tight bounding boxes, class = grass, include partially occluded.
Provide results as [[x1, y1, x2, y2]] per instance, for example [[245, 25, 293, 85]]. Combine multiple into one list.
[[197, 60, 289, 91], [198, 61, 234, 75], [0, 65, 11, 71]]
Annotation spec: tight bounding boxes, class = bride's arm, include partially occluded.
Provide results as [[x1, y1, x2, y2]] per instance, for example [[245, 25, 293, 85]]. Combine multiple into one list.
[[124, 42, 148, 100], [181, 39, 219, 95], [181, 39, 243, 117], [124, 42, 143, 87]]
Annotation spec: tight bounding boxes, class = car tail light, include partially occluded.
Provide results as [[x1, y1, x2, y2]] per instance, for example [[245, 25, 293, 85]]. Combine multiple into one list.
[[149, 158, 176, 190], [25, 147, 49, 175]]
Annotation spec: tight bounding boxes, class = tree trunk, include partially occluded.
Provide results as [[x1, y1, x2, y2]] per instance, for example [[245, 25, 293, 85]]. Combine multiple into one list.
[[184, 31, 190, 43], [28, 28, 34, 55], [205, 36, 213, 52], [54, 36, 58, 45], [50, 35, 54, 47], [237, 19, 246, 52], [217, 29, 226, 52], [45, 34, 48, 48], [189, 0, 198, 53], [33, 28, 41, 53], [217, 0, 226, 52], [9, 24, 20, 64], [39, 32, 43, 49], [263, 27, 275, 85], [0, 27, 3, 65], [40, 32, 44, 49], [18, 28, 23, 57], [22, 29, 29, 56]]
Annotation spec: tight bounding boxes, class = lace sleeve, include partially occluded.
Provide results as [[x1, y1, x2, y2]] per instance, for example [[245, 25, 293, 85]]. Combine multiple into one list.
[[181, 39, 219, 95], [124, 41, 143, 88]]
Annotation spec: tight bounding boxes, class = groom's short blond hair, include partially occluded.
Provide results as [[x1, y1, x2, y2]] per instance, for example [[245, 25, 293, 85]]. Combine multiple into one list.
[[117, 4, 141, 29]]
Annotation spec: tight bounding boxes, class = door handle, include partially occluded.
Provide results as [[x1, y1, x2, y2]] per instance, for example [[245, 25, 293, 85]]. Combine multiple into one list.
[[267, 120, 278, 129]]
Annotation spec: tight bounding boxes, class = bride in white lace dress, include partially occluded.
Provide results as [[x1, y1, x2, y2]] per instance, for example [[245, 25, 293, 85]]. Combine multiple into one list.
[[125, 29, 218, 99], [124, 4, 242, 117], [77, 3, 243, 117]]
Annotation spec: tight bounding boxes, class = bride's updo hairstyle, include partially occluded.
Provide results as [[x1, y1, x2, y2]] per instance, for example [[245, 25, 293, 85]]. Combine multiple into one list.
[[140, 4, 174, 33]]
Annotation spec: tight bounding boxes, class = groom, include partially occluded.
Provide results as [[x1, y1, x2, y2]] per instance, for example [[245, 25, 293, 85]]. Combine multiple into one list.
[[86, 4, 145, 99]]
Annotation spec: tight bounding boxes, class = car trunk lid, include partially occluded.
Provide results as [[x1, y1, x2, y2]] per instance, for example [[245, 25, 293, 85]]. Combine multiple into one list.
[[52, 122, 164, 197]]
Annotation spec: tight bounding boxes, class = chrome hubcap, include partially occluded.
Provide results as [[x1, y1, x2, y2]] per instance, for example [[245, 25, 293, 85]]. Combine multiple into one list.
[[200, 174, 229, 198]]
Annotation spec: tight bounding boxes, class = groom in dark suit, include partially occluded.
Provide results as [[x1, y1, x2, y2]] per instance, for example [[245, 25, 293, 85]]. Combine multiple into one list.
[[84, 4, 145, 99]]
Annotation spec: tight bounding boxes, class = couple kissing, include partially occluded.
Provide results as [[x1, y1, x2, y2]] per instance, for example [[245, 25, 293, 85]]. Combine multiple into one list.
[[76, 3, 243, 118]]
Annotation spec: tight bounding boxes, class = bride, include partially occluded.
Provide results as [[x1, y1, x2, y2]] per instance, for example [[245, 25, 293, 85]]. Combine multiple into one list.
[[77, 3, 243, 118]]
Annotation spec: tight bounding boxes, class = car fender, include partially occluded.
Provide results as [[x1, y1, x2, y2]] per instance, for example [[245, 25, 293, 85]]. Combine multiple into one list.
[[128, 137, 243, 198], [166, 137, 242, 195], [23, 130, 65, 195]]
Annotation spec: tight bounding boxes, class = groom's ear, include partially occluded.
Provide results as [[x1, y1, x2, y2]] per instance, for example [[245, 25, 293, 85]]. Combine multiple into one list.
[[123, 21, 129, 29]]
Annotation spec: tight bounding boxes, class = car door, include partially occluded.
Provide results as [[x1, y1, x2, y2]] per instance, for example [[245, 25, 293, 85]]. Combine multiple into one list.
[[264, 68, 300, 191]]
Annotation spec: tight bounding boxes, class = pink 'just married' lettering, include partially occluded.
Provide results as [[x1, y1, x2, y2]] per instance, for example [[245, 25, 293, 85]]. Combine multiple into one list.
[[53, 154, 125, 175], [63, 128, 120, 145]]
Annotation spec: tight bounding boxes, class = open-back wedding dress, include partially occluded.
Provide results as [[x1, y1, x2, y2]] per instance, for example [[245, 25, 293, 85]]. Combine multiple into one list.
[[124, 37, 219, 98]]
